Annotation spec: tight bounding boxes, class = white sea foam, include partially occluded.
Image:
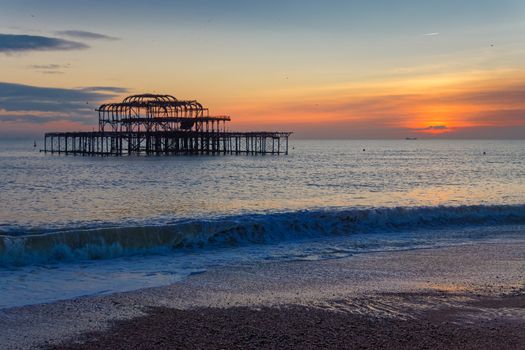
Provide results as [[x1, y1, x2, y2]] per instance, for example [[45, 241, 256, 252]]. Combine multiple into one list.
[[2, 204, 524, 267]]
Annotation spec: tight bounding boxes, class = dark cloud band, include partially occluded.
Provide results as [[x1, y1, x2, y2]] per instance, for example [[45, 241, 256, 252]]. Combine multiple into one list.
[[0, 82, 127, 124], [0, 34, 88, 53], [415, 125, 448, 131]]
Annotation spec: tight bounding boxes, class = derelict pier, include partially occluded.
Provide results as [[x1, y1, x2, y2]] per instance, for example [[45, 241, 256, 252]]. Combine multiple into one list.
[[42, 94, 292, 156]]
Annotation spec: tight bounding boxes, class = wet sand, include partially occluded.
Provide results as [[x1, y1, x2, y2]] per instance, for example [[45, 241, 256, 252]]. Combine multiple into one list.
[[50, 293, 525, 350], [2, 241, 525, 349]]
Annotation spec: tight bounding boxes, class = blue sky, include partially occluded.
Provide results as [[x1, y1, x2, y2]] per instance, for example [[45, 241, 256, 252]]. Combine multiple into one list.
[[1, 0, 525, 138]]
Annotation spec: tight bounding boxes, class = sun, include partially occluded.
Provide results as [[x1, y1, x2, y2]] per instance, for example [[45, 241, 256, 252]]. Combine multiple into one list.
[[419, 122, 450, 135]]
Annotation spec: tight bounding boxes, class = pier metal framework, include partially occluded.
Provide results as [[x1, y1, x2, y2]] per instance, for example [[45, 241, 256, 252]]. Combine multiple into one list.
[[42, 94, 291, 156]]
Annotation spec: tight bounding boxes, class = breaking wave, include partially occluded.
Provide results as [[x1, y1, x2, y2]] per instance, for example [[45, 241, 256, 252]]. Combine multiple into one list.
[[1, 204, 525, 267]]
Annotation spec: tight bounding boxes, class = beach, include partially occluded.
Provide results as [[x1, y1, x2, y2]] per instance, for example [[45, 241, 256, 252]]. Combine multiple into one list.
[[2, 241, 524, 349]]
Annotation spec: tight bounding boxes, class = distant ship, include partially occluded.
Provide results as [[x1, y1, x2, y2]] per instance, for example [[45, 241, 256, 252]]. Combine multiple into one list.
[[405, 137, 418, 140]]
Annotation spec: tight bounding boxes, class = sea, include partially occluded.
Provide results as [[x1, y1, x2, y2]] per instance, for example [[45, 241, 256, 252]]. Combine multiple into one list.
[[0, 139, 524, 309]]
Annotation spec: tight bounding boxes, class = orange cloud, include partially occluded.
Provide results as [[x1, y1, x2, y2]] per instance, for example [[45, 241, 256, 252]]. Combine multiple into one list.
[[223, 70, 525, 138]]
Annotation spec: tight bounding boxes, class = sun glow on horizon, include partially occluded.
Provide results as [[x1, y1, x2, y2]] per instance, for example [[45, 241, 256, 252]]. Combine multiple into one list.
[[219, 69, 525, 138]]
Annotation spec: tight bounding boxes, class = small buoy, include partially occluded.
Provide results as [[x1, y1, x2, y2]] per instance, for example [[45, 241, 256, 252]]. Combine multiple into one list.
[[483, 151, 486, 155], [33, 140, 37, 148], [363, 149, 365, 152]]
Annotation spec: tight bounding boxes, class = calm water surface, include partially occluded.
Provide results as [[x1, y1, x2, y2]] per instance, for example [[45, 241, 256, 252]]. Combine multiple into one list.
[[1, 139, 524, 230]]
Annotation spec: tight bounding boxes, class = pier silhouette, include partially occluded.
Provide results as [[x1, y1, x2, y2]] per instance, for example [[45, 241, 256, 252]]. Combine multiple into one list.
[[42, 94, 292, 156]]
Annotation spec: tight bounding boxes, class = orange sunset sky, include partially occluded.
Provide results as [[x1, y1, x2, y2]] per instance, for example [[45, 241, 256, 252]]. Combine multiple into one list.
[[1, 0, 525, 138]]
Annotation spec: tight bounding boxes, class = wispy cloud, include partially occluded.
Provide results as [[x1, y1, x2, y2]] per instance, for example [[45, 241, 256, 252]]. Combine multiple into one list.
[[414, 125, 448, 131], [40, 70, 65, 75], [79, 86, 129, 93], [423, 32, 440, 36], [0, 34, 88, 53], [29, 63, 71, 75], [461, 109, 525, 127], [56, 30, 119, 41], [0, 111, 80, 124], [30, 64, 64, 70]]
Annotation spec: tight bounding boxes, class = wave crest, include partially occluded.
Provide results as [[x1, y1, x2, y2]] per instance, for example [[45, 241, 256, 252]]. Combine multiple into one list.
[[1, 204, 525, 267]]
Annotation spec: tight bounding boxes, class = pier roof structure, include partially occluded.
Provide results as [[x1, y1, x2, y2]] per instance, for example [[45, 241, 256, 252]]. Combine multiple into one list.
[[97, 94, 231, 133]]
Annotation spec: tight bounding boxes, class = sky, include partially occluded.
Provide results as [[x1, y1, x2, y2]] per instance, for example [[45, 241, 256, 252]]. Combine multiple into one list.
[[1, 0, 525, 139]]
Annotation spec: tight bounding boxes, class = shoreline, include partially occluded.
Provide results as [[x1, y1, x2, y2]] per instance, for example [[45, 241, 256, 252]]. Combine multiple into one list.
[[1, 241, 524, 349]]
